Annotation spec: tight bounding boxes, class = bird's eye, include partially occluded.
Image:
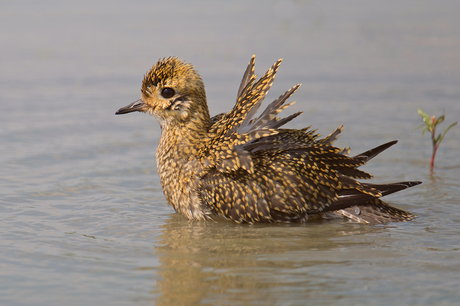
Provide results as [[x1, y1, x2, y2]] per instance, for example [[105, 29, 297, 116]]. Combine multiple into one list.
[[161, 87, 175, 99]]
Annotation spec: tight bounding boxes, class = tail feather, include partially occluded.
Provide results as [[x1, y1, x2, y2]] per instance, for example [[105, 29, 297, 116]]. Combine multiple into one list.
[[353, 140, 398, 162], [335, 198, 416, 224], [364, 181, 422, 197], [326, 180, 421, 211]]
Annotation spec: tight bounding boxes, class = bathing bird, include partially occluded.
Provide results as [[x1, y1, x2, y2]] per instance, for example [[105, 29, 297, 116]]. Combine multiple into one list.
[[116, 55, 421, 224]]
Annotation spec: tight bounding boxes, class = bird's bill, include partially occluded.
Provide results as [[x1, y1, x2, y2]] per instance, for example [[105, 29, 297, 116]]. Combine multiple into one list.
[[115, 99, 148, 115]]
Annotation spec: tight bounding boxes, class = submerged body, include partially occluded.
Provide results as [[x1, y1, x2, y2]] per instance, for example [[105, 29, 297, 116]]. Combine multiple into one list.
[[116, 56, 421, 224]]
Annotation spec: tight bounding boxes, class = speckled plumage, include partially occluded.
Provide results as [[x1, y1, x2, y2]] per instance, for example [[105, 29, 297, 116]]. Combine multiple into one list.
[[116, 55, 421, 224]]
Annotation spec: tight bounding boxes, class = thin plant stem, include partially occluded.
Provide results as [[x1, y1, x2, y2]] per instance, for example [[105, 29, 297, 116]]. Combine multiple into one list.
[[416, 108, 457, 175]]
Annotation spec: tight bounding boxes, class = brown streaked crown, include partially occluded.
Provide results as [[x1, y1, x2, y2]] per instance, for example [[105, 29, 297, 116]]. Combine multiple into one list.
[[142, 57, 203, 97]]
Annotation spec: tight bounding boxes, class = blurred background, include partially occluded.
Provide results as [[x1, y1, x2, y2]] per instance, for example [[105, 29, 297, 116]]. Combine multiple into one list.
[[1, 1, 459, 305]]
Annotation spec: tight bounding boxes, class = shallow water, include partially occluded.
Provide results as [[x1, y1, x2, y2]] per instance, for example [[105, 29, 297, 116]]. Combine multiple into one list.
[[1, 0, 460, 305]]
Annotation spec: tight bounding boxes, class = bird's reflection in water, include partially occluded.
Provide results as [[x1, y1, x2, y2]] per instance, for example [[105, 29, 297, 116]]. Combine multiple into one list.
[[153, 213, 385, 305]]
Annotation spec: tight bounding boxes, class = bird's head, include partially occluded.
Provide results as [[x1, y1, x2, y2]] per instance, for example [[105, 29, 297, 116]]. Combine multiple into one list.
[[116, 57, 210, 129]]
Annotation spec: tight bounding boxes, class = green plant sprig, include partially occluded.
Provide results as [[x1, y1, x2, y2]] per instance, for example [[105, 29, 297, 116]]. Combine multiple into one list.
[[416, 108, 457, 174]]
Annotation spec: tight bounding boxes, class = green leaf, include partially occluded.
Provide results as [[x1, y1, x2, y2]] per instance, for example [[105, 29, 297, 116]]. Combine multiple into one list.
[[435, 133, 441, 144], [434, 115, 445, 126], [421, 126, 428, 135], [438, 121, 458, 144], [415, 123, 426, 131], [417, 108, 430, 122]]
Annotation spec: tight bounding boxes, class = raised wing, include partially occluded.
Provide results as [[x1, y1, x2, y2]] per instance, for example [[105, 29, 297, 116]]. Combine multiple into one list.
[[199, 56, 299, 174], [196, 56, 418, 224]]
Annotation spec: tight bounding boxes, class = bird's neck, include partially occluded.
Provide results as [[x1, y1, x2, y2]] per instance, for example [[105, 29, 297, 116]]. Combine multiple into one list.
[[156, 107, 211, 161], [154, 111, 212, 220]]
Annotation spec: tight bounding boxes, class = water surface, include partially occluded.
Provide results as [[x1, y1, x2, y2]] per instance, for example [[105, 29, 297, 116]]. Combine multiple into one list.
[[1, 1, 460, 305]]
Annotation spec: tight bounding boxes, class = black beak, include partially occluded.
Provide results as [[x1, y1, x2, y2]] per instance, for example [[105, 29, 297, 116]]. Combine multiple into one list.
[[115, 99, 149, 115]]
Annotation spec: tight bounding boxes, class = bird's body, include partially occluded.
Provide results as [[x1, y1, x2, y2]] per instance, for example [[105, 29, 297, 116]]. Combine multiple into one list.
[[116, 56, 420, 224]]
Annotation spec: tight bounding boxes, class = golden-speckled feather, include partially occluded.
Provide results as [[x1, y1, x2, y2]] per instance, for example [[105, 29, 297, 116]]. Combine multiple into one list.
[[116, 55, 421, 224]]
